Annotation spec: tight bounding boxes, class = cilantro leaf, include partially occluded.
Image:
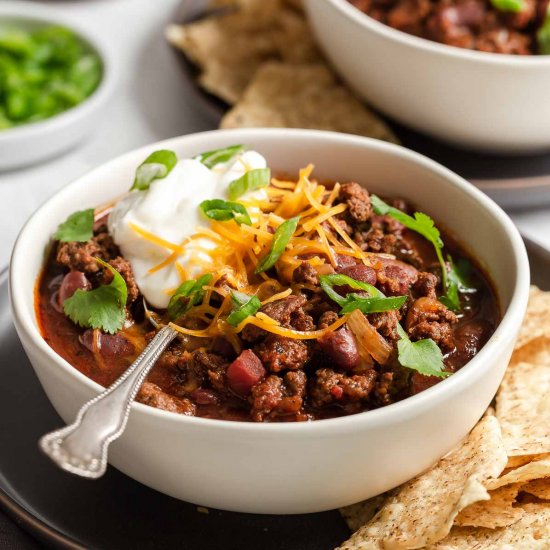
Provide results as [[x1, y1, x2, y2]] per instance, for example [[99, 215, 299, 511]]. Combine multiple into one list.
[[371, 195, 469, 311], [199, 199, 252, 225], [132, 149, 177, 191], [396, 324, 449, 378], [226, 290, 262, 327], [439, 256, 477, 311], [62, 258, 128, 334], [53, 208, 94, 242], [167, 273, 213, 320], [538, 4, 550, 57], [198, 145, 245, 169]]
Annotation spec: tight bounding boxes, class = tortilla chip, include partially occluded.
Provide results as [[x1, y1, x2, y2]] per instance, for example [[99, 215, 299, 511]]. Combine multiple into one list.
[[506, 453, 550, 469], [454, 484, 524, 529], [166, 1, 320, 104], [521, 478, 550, 500], [486, 458, 550, 491], [340, 494, 392, 532], [425, 504, 550, 549], [337, 415, 507, 550], [514, 286, 550, 350], [496, 360, 550, 457], [221, 62, 398, 143]]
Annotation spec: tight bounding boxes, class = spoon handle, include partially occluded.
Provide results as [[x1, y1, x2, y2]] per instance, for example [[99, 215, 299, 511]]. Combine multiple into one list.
[[39, 325, 177, 479]]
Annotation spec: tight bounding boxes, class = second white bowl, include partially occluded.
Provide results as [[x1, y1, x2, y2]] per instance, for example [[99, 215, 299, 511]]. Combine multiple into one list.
[[306, 0, 550, 153]]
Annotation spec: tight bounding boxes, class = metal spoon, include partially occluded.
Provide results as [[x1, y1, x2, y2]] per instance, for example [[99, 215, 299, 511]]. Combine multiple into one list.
[[39, 325, 177, 479]]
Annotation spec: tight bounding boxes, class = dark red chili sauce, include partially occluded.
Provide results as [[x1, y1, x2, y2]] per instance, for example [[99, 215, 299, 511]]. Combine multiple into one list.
[[36, 183, 499, 422]]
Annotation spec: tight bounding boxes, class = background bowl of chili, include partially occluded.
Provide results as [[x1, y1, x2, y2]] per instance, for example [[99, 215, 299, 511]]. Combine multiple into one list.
[[305, 0, 550, 154], [10, 129, 529, 513], [0, 1, 114, 171]]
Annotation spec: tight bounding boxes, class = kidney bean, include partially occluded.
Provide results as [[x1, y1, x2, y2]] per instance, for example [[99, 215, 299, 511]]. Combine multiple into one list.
[[317, 328, 360, 371], [58, 271, 91, 306], [79, 329, 134, 358]]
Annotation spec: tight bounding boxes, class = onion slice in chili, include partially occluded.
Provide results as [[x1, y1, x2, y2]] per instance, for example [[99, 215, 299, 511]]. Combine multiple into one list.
[[347, 309, 393, 365]]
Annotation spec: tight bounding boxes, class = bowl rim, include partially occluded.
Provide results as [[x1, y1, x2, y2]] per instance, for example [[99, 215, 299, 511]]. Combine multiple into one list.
[[0, 0, 115, 142], [322, 0, 550, 66], [9, 128, 530, 435]]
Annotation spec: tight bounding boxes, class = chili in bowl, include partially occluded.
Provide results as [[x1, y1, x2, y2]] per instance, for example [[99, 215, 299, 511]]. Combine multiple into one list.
[[10, 129, 529, 513]]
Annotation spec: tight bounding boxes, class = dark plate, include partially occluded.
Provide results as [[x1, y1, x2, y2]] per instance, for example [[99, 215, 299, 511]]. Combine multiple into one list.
[[172, 0, 550, 211], [0, 236, 548, 549]]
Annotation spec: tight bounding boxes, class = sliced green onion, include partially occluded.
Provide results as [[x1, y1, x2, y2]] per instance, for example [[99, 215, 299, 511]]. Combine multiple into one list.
[[199, 199, 252, 225], [198, 145, 245, 169], [132, 150, 177, 191], [226, 291, 262, 327], [319, 273, 406, 314], [490, 0, 524, 12], [254, 216, 299, 274], [340, 294, 407, 315], [228, 168, 270, 201], [167, 273, 213, 320]]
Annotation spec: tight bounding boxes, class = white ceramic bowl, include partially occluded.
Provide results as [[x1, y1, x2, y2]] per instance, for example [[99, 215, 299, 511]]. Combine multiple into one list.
[[10, 129, 529, 513], [0, 1, 114, 171], [305, 0, 550, 153]]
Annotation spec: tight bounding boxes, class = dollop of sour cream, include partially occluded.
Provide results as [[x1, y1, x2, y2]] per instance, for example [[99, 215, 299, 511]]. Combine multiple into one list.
[[108, 150, 267, 308]]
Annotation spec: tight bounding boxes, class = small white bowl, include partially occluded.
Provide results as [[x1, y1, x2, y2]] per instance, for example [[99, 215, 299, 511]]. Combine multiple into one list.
[[0, 1, 114, 171], [305, 0, 550, 153], [10, 129, 529, 513]]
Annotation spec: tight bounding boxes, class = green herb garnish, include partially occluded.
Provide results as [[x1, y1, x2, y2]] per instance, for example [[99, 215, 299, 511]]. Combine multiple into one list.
[[490, 0, 524, 12], [538, 4, 550, 54], [319, 273, 407, 315], [62, 258, 127, 334], [167, 273, 213, 320], [53, 208, 94, 242], [228, 168, 270, 201], [255, 216, 299, 274], [371, 195, 466, 310], [439, 256, 476, 311], [226, 290, 262, 327], [199, 199, 252, 225], [198, 145, 245, 169], [132, 150, 177, 191], [396, 324, 449, 378], [0, 25, 102, 129]]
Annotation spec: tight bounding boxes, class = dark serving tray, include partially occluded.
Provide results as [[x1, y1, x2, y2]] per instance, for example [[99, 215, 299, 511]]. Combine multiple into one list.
[[172, 1, 550, 212], [0, 236, 548, 549]]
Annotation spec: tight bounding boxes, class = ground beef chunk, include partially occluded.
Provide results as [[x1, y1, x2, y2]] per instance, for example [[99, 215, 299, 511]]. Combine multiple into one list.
[[317, 328, 360, 371], [318, 310, 339, 329], [377, 258, 419, 296], [374, 371, 395, 406], [406, 297, 458, 351], [255, 335, 309, 373], [137, 382, 196, 415], [56, 232, 118, 273], [190, 351, 229, 394], [249, 371, 307, 421], [339, 182, 372, 223], [97, 256, 139, 303], [241, 294, 314, 342], [369, 310, 400, 341], [309, 368, 377, 408], [293, 261, 319, 286], [353, 214, 405, 254], [413, 271, 438, 299]]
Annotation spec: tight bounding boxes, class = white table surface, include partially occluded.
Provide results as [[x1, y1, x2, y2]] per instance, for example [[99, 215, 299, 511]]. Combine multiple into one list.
[[1, 0, 549, 270]]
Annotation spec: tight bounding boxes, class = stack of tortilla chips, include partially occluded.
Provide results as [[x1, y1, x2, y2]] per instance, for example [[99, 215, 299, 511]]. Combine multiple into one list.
[[339, 285, 550, 549], [165, 0, 397, 143]]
